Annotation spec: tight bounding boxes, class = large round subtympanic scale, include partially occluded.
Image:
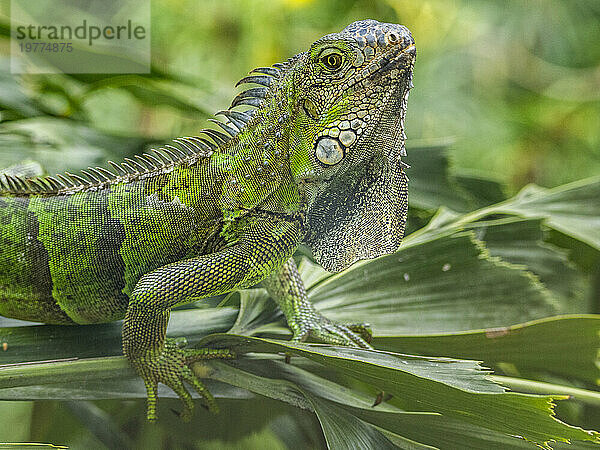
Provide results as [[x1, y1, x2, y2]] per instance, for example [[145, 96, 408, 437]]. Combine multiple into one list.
[[315, 137, 344, 165]]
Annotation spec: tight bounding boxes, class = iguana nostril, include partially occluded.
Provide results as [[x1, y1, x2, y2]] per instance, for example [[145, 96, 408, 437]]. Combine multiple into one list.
[[387, 32, 400, 45]]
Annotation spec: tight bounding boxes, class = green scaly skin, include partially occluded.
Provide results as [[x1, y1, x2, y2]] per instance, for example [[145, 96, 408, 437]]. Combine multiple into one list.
[[0, 20, 415, 421]]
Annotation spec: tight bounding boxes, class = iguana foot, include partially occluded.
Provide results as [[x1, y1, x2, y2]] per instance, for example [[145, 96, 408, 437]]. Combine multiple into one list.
[[290, 312, 373, 349], [131, 337, 235, 422], [263, 259, 374, 350]]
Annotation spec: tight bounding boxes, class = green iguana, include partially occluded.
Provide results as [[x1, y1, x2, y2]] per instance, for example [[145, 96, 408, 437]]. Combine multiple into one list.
[[0, 20, 415, 421]]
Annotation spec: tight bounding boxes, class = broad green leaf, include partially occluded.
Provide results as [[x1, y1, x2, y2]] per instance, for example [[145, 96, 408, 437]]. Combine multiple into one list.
[[404, 142, 506, 212], [3, 333, 596, 446], [215, 348, 600, 448], [307, 231, 558, 334], [213, 359, 431, 449], [237, 359, 527, 449], [302, 392, 402, 450], [227, 290, 283, 337], [0, 308, 237, 364], [467, 217, 588, 312], [375, 315, 600, 386], [282, 357, 600, 445], [347, 406, 537, 449], [490, 376, 600, 407], [454, 170, 507, 207], [448, 177, 600, 252], [546, 228, 600, 275], [234, 357, 403, 412], [213, 338, 504, 394], [406, 142, 475, 212], [493, 178, 600, 250], [418, 177, 600, 277], [1, 332, 598, 446], [199, 335, 599, 446], [247, 358, 571, 448]]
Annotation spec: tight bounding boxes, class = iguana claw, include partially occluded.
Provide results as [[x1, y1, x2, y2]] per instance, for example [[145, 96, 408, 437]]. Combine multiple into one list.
[[345, 323, 373, 344], [290, 312, 373, 349], [132, 337, 235, 422]]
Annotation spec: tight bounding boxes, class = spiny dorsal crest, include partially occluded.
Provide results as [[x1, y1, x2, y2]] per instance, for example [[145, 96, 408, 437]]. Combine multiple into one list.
[[0, 62, 285, 196]]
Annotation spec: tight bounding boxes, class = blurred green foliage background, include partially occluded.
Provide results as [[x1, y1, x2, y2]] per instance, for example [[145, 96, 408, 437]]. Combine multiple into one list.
[[0, 0, 599, 448]]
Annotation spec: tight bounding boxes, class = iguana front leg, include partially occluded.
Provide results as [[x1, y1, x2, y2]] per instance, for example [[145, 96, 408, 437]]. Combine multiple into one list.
[[123, 218, 301, 421], [263, 258, 372, 348]]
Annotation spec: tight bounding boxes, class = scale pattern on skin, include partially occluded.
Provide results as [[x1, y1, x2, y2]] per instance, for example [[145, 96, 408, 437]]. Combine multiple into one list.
[[0, 19, 416, 421]]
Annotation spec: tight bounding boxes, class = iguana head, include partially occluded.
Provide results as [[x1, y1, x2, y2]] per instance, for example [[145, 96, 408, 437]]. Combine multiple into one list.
[[289, 20, 416, 271], [230, 19, 414, 271]]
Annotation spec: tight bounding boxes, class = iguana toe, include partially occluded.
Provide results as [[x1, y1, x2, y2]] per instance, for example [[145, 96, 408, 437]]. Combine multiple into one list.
[[345, 323, 373, 344], [132, 338, 235, 421], [292, 313, 373, 349]]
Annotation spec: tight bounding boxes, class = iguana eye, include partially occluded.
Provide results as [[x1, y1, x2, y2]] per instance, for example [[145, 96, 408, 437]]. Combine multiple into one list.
[[321, 52, 344, 71]]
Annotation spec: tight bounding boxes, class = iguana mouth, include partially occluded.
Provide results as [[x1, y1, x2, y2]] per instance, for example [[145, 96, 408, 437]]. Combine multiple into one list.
[[378, 44, 416, 73]]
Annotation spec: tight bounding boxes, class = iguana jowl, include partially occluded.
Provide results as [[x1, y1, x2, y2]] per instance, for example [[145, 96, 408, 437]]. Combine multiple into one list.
[[0, 20, 415, 420]]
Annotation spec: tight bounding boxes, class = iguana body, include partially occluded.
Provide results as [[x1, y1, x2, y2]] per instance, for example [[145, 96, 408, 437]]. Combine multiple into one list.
[[0, 20, 415, 420]]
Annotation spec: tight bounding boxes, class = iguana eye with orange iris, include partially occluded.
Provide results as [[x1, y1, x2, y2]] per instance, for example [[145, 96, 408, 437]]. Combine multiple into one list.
[[322, 52, 343, 70]]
